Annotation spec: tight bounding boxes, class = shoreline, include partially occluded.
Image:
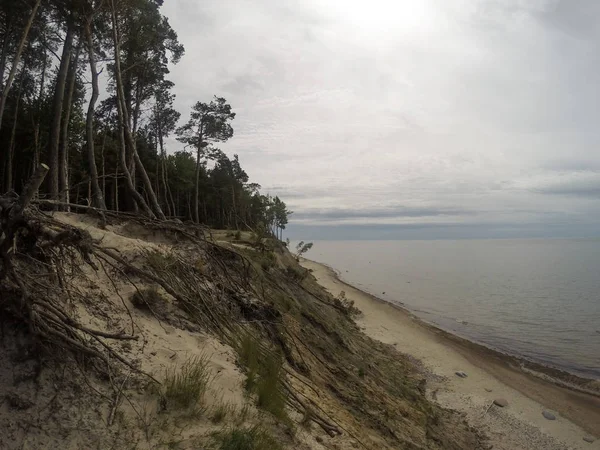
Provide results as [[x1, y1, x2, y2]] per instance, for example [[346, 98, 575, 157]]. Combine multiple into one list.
[[325, 261, 600, 396], [301, 258, 600, 449]]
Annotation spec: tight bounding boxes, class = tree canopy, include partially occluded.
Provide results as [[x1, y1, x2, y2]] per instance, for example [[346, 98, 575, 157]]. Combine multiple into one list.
[[0, 0, 291, 235]]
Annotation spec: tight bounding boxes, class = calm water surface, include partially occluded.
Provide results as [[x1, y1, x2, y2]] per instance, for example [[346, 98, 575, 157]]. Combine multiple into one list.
[[305, 239, 600, 379]]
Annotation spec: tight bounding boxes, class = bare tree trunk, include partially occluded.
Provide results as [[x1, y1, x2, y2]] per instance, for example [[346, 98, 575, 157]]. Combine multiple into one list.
[[109, 0, 153, 217], [0, 27, 10, 87], [166, 165, 176, 218], [84, 20, 106, 209], [231, 185, 238, 229], [100, 132, 106, 201], [156, 117, 172, 217], [193, 145, 201, 223], [154, 135, 160, 205], [114, 153, 119, 212], [110, 0, 164, 220], [6, 70, 25, 192], [0, 0, 41, 131], [32, 46, 47, 173], [187, 191, 192, 220], [130, 138, 165, 218], [47, 20, 74, 201], [59, 44, 81, 207]]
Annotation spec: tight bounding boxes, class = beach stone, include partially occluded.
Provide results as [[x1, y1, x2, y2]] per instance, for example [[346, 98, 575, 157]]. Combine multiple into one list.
[[493, 398, 508, 407], [583, 436, 595, 443], [485, 388, 493, 392], [542, 411, 556, 420], [455, 371, 468, 378]]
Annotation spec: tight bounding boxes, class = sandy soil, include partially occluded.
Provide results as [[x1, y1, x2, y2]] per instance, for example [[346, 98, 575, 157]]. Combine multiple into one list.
[[301, 258, 600, 450]]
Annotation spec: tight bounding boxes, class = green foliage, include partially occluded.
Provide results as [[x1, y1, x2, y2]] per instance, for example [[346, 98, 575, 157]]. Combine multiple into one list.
[[259, 251, 276, 272], [334, 291, 361, 317], [0, 0, 291, 235], [237, 334, 260, 392], [294, 241, 314, 260], [213, 425, 283, 450], [255, 353, 286, 419], [162, 356, 212, 410], [235, 335, 288, 421]]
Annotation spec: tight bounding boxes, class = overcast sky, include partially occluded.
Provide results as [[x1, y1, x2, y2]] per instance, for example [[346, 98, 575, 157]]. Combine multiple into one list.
[[161, 0, 600, 239]]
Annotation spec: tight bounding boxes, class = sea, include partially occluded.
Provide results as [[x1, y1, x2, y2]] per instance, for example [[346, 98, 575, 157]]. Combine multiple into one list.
[[303, 239, 600, 380]]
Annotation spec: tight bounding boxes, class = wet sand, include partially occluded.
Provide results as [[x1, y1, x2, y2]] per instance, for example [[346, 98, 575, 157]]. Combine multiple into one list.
[[301, 258, 600, 450]]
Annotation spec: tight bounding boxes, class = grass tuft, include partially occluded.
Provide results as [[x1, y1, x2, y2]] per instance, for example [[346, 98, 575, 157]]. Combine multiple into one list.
[[235, 334, 288, 421], [162, 355, 212, 410], [255, 353, 286, 419], [214, 425, 283, 450], [146, 250, 178, 271], [211, 401, 236, 424]]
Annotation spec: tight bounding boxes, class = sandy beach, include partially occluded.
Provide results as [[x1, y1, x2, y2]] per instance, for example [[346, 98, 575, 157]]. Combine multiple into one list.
[[301, 258, 600, 450]]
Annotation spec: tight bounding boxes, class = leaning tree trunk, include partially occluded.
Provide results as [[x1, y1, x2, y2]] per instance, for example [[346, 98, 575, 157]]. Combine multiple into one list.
[[84, 20, 106, 209], [0, 0, 41, 131], [110, 0, 164, 220], [157, 118, 172, 217], [109, 0, 154, 218], [47, 20, 74, 201], [58, 44, 81, 207]]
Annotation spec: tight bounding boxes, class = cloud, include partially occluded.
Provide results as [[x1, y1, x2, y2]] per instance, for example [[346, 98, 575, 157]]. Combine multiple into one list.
[[292, 206, 475, 222], [161, 0, 600, 239], [519, 171, 600, 197]]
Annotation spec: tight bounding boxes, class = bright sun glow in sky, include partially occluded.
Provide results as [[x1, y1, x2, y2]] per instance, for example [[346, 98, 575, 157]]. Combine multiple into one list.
[[318, 0, 436, 32]]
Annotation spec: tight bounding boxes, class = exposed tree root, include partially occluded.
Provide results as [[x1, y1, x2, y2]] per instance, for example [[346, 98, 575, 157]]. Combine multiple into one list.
[[0, 167, 151, 381]]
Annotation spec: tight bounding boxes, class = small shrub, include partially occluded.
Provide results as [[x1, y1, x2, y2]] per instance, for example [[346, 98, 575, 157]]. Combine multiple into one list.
[[334, 291, 361, 317], [285, 266, 307, 282], [130, 287, 163, 311], [234, 230, 242, 241], [214, 425, 282, 450], [259, 251, 276, 272], [162, 355, 212, 410], [358, 367, 365, 378]]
